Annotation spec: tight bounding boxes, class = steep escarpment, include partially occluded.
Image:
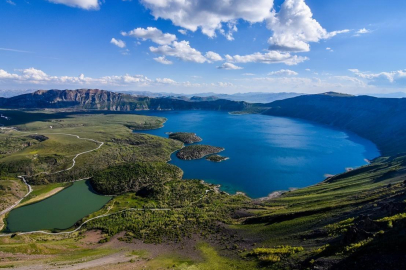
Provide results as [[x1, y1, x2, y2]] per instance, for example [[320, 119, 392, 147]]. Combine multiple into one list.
[[264, 92, 406, 156], [0, 89, 252, 112]]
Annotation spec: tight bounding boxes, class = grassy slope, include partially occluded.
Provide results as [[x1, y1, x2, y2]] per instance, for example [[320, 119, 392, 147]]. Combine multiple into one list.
[[0, 110, 181, 184], [233, 155, 406, 269]]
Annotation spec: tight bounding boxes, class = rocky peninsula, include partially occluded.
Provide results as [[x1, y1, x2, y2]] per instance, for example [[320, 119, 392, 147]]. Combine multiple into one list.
[[206, 154, 229, 162], [176, 145, 224, 160], [169, 132, 202, 144]]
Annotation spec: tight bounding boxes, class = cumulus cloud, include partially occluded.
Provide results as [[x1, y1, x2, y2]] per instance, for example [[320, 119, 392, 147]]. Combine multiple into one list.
[[139, 0, 274, 40], [268, 69, 298, 76], [205, 51, 223, 62], [349, 69, 406, 84], [0, 68, 237, 93], [267, 0, 349, 52], [153, 56, 173, 65], [110, 38, 126, 48], [122, 27, 177, 45], [0, 68, 152, 86], [150, 41, 207, 63], [225, 51, 308, 65], [47, 0, 100, 10], [217, 63, 243, 70]]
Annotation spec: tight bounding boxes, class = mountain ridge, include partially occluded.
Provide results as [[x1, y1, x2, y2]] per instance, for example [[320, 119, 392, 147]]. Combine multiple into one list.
[[0, 89, 254, 112]]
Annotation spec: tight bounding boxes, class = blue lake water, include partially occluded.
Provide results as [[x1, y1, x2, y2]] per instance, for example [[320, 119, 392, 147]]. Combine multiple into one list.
[[136, 111, 380, 198]]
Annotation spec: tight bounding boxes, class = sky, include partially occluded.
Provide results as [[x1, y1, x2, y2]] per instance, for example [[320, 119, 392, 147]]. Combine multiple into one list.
[[1, 0, 406, 94]]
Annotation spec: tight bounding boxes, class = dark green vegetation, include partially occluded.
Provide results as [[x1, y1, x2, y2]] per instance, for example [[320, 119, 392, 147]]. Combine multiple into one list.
[[85, 180, 251, 244], [206, 154, 229, 162], [91, 162, 183, 195], [176, 145, 224, 160], [168, 132, 202, 144]]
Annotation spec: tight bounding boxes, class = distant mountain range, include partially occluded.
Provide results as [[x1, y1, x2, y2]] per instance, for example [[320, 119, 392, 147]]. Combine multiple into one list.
[[0, 89, 302, 103], [184, 92, 303, 103], [0, 89, 256, 112]]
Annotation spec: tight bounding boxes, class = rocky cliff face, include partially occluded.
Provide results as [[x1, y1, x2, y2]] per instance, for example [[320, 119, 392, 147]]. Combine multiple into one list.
[[0, 89, 251, 112], [264, 92, 406, 155]]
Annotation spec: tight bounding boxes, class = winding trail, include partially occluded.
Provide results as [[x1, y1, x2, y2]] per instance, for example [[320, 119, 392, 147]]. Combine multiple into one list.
[[0, 127, 105, 236], [0, 126, 210, 238]]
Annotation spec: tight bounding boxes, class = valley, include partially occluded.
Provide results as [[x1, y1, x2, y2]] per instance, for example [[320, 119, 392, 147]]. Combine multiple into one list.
[[0, 90, 405, 269]]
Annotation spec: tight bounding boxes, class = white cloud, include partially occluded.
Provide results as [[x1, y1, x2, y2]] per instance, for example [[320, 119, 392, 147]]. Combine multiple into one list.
[[334, 76, 366, 87], [267, 0, 349, 52], [205, 51, 223, 62], [178, 29, 187, 35], [268, 69, 298, 76], [225, 51, 308, 65], [150, 41, 207, 63], [326, 47, 333, 52], [155, 78, 177, 84], [0, 68, 152, 86], [217, 82, 234, 87], [47, 0, 100, 10], [242, 73, 255, 76], [217, 63, 243, 70], [356, 28, 371, 34], [6, 0, 16, 5], [153, 56, 173, 65], [110, 38, 126, 48], [139, 0, 274, 40], [349, 69, 406, 84], [0, 69, 19, 80], [122, 27, 177, 45]]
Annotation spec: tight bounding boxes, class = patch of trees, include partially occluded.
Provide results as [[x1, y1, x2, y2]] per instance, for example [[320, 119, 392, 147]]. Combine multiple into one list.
[[90, 162, 183, 196]]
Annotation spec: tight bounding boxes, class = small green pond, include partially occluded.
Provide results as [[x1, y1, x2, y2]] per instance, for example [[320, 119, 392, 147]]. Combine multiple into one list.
[[4, 180, 111, 233]]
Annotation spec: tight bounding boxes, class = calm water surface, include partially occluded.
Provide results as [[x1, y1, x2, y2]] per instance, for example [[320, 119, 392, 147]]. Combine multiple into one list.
[[4, 111, 379, 232], [138, 111, 379, 198], [5, 180, 111, 233]]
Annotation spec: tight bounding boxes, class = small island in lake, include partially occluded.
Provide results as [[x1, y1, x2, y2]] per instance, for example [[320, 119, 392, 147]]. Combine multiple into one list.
[[206, 154, 229, 162], [176, 145, 224, 160], [169, 132, 202, 144]]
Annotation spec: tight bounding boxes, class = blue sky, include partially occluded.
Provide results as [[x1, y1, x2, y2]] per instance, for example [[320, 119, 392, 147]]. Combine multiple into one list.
[[1, 0, 406, 94]]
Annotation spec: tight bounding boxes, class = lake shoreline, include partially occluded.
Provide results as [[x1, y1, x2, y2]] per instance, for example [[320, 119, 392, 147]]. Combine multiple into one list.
[[137, 111, 379, 199]]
